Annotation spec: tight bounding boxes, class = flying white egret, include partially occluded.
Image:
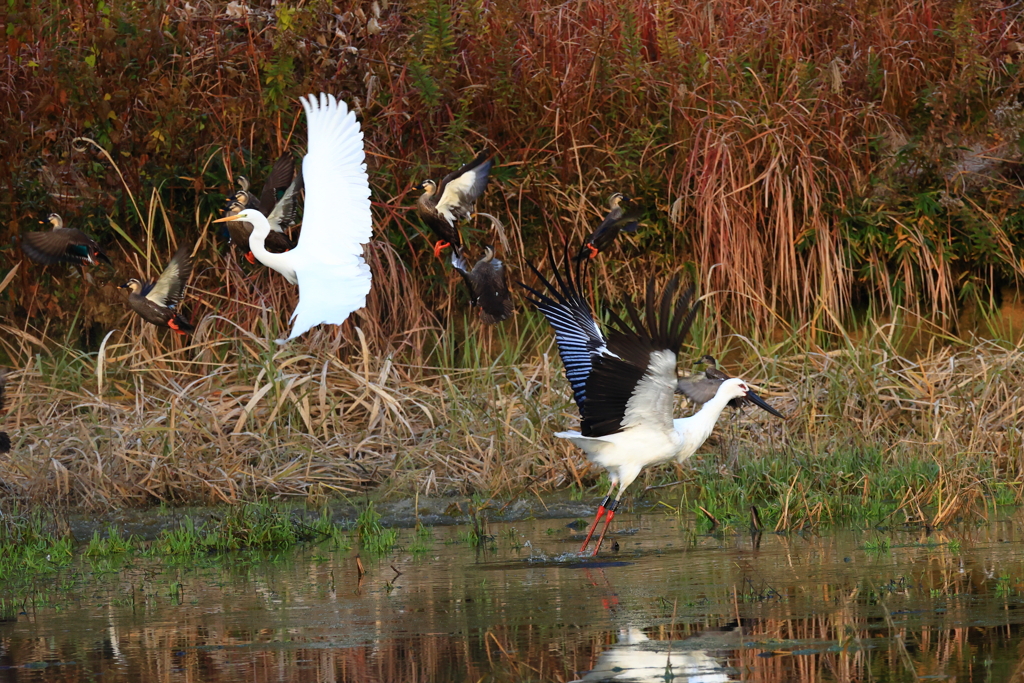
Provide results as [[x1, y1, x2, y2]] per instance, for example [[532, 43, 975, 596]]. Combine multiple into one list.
[[213, 93, 373, 343], [521, 251, 783, 555]]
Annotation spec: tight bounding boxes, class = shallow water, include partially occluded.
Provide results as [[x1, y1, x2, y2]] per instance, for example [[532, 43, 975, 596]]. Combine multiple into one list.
[[4, 511, 1024, 682]]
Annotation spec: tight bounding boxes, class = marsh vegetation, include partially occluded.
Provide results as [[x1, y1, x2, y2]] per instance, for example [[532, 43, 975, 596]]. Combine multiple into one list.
[[1, 0, 1023, 529]]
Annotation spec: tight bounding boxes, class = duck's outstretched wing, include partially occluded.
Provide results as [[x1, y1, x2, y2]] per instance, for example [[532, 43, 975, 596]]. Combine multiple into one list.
[[22, 229, 110, 266], [145, 244, 193, 307], [285, 94, 372, 341], [435, 150, 494, 224], [259, 154, 295, 215]]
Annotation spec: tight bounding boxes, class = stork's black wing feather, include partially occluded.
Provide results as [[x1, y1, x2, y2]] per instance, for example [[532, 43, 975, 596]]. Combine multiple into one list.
[[580, 355, 647, 436], [519, 249, 607, 414], [604, 278, 699, 368], [579, 279, 700, 436]]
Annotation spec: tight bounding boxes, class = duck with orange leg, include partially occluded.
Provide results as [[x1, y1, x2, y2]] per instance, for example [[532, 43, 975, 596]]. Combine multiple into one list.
[[415, 149, 494, 258], [221, 155, 300, 264], [575, 193, 641, 263], [120, 243, 195, 336]]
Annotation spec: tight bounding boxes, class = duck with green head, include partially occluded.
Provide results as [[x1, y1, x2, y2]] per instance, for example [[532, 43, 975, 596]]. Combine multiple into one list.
[[21, 213, 112, 266]]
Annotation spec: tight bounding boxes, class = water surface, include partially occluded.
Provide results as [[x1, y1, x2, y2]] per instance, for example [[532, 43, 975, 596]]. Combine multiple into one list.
[[3, 511, 1024, 681]]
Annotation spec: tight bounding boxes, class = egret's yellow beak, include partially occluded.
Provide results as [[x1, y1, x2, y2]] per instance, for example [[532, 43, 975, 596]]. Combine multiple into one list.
[[211, 216, 235, 223]]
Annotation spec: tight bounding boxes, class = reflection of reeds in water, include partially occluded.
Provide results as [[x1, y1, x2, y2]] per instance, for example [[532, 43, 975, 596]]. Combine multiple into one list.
[[6, 525, 1024, 682], [6, 607, 1023, 682]]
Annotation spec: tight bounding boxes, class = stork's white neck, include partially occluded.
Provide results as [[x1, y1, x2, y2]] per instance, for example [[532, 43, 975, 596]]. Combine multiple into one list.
[[246, 212, 298, 284], [673, 390, 735, 461]]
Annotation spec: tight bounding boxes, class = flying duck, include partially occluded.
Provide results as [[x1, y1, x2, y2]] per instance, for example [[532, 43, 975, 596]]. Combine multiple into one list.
[[521, 251, 783, 555], [222, 168, 301, 264], [576, 193, 641, 262], [222, 156, 300, 263], [451, 245, 514, 324], [229, 153, 294, 212], [21, 214, 112, 266], [120, 243, 195, 335], [213, 94, 372, 343], [416, 150, 494, 258], [676, 355, 752, 408]]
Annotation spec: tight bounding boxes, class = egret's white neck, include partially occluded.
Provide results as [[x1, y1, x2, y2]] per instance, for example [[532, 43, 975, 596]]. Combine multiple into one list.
[[246, 212, 297, 284]]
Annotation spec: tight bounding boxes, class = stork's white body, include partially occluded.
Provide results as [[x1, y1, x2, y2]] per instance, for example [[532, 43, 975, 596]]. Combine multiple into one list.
[[557, 385, 737, 495]]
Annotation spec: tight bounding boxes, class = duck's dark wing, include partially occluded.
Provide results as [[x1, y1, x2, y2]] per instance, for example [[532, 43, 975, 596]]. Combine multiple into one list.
[[262, 231, 295, 254], [22, 229, 110, 266], [259, 154, 295, 216], [144, 244, 193, 307], [266, 165, 302, 233], [418, 195, 463, 247], [470, 258, 514, 325], [434, 150, 494, 223], [675, 372, 724, 405], [576, 203, 642, 261], [451, 248, 477, 299], [520, 249, 609, 414]]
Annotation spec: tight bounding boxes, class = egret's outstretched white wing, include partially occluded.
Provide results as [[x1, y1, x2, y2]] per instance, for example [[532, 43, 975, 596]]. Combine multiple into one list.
[[285, 93, 373, 341]]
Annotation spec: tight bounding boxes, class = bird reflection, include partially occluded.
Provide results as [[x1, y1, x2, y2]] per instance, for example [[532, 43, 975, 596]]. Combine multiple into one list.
[[575, 569, 742, 683], [573, 626, 737, 682]]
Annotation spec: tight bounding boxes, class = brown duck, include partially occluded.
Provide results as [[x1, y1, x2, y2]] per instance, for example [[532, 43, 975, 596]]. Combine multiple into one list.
[[416, 150, 494, 258], [576, 193, 641, 262], [676, 355, 751, 408], [21, 214, 112, 266], [222, 155, 299, 263], [451, 245, 514, 324], [120, 244, 195, 335]]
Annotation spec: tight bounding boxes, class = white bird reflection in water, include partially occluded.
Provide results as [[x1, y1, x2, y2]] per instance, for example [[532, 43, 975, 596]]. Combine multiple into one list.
[[573, 624, 742, 683]]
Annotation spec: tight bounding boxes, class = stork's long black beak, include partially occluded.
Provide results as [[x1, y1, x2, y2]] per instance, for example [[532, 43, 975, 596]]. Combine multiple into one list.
[[745, 388, 784, 418]]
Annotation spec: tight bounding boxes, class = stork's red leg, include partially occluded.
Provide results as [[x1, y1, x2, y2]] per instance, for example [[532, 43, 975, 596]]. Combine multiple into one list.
[[245, 251, 257, 265], [579, 495, 611, 553], [591, 499, 620, 556], [433, 240, 451, 259], [585, 243, 599, 260]]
